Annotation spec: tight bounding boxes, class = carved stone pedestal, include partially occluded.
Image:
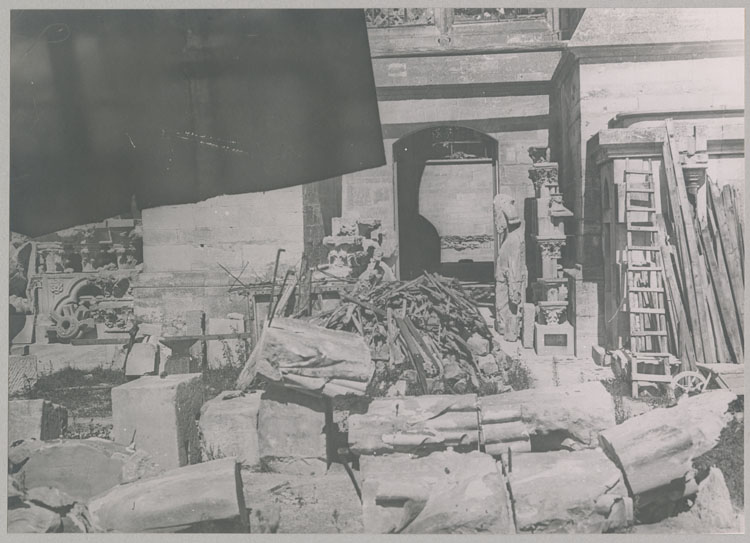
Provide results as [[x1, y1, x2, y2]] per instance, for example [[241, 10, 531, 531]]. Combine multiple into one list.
[[534, 322, 574, 356]]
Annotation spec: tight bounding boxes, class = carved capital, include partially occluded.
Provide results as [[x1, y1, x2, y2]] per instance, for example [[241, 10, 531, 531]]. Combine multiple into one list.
[[528, 162, 559, 192], [539, 302, 567, 325], [536, 238, 565, 259]]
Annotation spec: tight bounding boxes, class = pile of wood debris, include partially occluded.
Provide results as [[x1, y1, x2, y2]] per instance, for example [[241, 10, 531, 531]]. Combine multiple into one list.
[[309, 272, 506, 396]]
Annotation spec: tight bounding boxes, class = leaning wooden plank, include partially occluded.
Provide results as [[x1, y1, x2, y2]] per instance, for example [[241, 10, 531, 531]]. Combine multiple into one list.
[[697, 215, 743, 363], [236, 317, 374, 397], [709, 181, 744, 337], [722, 185, 744, 271], [662, 120, 713, 362], [598, 390, 736, 503], [658, 238, 696, 369], [272, 272, 299, 319], [88, 457, 247, 533]]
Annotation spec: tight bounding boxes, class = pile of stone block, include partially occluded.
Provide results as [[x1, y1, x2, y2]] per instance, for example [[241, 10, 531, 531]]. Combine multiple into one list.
[[322, 217, 396, 280]]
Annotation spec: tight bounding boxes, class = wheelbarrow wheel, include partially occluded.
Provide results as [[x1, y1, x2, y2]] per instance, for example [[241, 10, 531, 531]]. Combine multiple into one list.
[[671, 371, 708, 397]]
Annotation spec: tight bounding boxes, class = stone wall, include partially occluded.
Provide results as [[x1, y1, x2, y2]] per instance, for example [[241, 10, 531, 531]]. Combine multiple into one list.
[[419, 162, 494, 263], [134, 187, 304, 323], [343, 93, 552, 271]]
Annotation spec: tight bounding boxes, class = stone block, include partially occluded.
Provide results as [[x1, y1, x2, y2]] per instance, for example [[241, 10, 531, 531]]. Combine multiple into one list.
[[125, 342, 159, 377], [534, 322, 575, 356], [522, 303, 535, 349], [9, 355, 39, 395], [9, 400, 68, 443], [207, 317, 247, 369], [112, 374, 204, 470], [257, 385, 327, 475], [199, 391, 262, 467]]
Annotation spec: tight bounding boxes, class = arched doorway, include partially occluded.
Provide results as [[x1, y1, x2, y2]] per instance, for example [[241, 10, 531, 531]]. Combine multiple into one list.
[[393, 126, 499, 282]]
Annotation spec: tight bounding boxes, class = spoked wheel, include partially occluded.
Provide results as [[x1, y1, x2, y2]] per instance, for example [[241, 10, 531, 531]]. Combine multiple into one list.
[[49, 303, 92, 341], [671, 371, 708, 397]]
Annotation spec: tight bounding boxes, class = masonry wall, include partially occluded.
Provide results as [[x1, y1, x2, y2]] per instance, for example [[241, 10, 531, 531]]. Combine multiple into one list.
[[553, 54, 745, 280], [342, 93, 551, 273], [133, 187, 304, 324], [419, 162, 494, 263]]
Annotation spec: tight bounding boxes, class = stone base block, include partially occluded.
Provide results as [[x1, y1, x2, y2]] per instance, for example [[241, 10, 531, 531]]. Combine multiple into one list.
[[9, 399, 68, 443], [534, 322, 574, 356], [112, 374, 204, 470], [257, 385, 327, 475], [199, 391, 262, 467]]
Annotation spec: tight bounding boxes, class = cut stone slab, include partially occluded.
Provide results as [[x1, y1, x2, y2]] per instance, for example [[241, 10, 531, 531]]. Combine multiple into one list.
[[9, 399, 68, 443], [112, 374, 204, 470], [125, 342, 158, 377], [479, 381, 616, 451], [9, 438, 161, 502], [207, 317, 246, 369], [257, 385, 327, 475], [199, 390, 262, 467], [88, 457, 245, 533], [509, 449, 630, 533], [360, 450, 514, 534], [8, 502, 63, 533]]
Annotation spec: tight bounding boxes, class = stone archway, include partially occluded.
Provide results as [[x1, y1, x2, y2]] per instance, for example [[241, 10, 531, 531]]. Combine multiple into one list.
[[393, 126, 499, 282]]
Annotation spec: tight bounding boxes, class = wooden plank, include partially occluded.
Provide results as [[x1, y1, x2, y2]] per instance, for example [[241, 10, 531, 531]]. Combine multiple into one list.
[[658, 237, 696, 370], [661, 120, 712, 363], [709, 181, 744, 336], [697, 218, 743, 363]]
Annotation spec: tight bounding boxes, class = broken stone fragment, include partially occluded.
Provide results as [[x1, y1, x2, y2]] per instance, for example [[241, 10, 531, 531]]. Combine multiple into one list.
[[26, 486, 77, 510], [10, 438, 162, 503], [476, 353, 500, 376], [467, 333, 490, 356], [8, 502, 63, 533], [509, 449, 630, 533], [360, 450, 514, 534], [88, 457, 245, 533], [633, 467, 739, 534]]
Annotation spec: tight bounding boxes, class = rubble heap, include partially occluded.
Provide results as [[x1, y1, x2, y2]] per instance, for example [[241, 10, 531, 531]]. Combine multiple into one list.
[[311, 272, 508, 396]]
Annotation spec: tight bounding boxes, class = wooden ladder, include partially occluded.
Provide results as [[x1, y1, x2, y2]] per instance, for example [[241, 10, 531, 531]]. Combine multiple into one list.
[[623, 160, 672, 396]]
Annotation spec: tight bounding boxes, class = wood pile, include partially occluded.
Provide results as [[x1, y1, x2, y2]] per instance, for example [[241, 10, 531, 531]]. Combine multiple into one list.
[[660, 119, 744, 366], [312, 272, 500, 396]]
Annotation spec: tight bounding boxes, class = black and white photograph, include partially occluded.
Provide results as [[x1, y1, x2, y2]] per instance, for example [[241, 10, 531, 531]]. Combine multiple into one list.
[[4, 4, 747, 535]]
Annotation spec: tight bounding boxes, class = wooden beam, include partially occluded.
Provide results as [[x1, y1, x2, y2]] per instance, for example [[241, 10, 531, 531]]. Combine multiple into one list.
[[662, 120, 715, 363]]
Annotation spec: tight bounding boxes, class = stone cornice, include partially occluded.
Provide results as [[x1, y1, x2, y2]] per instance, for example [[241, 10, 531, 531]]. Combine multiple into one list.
[[592, 123, 745, 165]]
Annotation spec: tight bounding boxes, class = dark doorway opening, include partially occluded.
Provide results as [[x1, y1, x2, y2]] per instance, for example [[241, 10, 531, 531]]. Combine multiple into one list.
[[394, 126, 499, 282]]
